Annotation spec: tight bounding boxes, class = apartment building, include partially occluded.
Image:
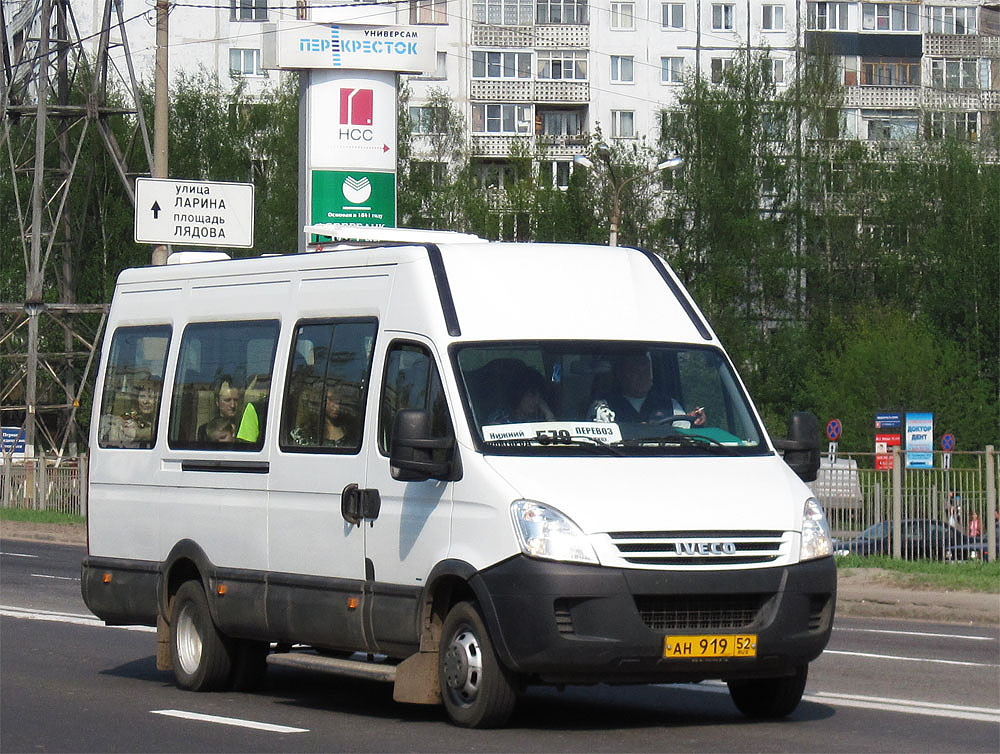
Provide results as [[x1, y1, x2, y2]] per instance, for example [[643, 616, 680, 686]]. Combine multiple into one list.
[[6, 0, 997, 176]]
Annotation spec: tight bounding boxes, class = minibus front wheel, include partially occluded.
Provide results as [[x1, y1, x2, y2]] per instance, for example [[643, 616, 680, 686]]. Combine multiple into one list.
[[439, 601, 517, 728], [727, 664, 808, 718], [170, 580, 233, 691]]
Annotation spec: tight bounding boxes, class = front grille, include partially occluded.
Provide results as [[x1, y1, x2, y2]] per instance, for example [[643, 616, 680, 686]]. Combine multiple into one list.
[[553, 601, 576, 635], [808, 594, 831, 631], [607, 530, 785, 567], [635, 594, 769, 631]]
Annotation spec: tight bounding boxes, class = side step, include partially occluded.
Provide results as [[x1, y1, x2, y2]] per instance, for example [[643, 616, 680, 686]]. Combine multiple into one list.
[[266, 651, 396, 683]]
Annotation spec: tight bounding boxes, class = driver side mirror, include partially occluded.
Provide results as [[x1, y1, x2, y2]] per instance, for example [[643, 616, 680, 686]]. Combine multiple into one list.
[[390, 409, 460, 482], [773, 411, 820, 483]]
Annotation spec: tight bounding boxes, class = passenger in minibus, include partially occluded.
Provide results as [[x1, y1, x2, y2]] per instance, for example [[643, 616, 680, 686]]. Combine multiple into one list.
[[196, 377, 241, 441], [590, 352, 706, 426]]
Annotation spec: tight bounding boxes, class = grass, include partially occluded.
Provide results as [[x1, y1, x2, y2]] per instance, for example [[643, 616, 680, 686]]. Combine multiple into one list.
[[836, 554, 1000, 593], [0, 507, 85, 525]]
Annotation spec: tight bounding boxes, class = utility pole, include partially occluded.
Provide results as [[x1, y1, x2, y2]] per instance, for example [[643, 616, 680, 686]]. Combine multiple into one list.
[[152, 0, 170, 266]]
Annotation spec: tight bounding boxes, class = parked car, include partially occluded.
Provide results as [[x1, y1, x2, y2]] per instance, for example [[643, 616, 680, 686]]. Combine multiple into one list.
[[834, 519, 975, 560], [944, 537, 991, 562]]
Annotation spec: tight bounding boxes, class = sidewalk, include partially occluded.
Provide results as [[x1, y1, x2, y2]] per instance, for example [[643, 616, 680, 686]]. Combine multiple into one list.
[[3, 520, 998, 627]]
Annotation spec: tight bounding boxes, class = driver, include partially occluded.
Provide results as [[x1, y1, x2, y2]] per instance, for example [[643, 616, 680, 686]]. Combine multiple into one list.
[[589, 351, 706, 426]]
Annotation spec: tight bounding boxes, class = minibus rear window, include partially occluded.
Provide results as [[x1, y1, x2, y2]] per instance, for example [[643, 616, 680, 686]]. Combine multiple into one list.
[[97, 325, 172, 449], [167, 320, 279, 451]]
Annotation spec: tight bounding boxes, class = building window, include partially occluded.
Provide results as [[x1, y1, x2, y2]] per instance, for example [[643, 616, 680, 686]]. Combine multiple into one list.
[[535, 0, 588, 24], [712, 3, 735, 30], [414, 51, 448, 80], [410, 105, 450, 134], [930, 58, 982, 90], [410, 0, 448, 24], [662, 2, 684, 28], [927, 111, 979, 140], [661, 56, 684, 83], [765, 58, 785, 84], [230, 0, 267, 22], [611, 110, 635, 138], [928, 6, 977, 35], [611, 55, 634, 83], [540, 160, 573, 188], [611, 1, 635, 29], [860, 58, 920, 86], [807, 2, 848, 30], [710, 57, 733, 83], [762, 4, 784, 30], [473, 0, 533, 25], [472, 103, 532, 134], [863, 110, 918, 140], [229, 48, 263, 77], [861, 3, 919, 31], [473, 50, 532, 79], [537, 50, 587, 80], [537, 109, 584, 135]]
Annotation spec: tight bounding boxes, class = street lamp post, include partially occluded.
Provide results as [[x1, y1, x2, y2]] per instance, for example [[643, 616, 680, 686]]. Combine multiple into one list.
[[575, 144, 683, 247]]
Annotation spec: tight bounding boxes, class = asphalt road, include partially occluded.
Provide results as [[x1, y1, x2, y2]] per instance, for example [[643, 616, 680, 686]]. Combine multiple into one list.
[[2, 539, 998, 753]]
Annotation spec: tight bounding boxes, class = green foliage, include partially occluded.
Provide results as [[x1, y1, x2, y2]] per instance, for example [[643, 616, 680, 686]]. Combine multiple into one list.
[[0, 508, 85, 525]]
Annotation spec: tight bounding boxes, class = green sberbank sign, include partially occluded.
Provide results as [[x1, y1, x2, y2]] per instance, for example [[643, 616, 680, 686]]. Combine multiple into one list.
[[311, 169, 396, 229]]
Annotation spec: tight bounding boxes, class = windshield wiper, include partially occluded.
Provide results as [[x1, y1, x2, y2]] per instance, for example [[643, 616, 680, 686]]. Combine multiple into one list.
[[621, 432, 726, 450], [533, 434, 625, 456]]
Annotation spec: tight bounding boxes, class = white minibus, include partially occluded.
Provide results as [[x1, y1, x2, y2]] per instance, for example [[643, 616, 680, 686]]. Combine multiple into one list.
[[82, 229, 834, 728]]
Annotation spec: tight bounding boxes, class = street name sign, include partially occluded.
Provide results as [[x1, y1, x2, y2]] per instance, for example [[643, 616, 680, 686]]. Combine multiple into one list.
[[135, 178, 255, 248]]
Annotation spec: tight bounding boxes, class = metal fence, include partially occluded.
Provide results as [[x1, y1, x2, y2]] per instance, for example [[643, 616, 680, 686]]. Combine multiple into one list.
[[810, 447, 998, 561], [1, 454, 88, 517], [3, 447, 997, 561]]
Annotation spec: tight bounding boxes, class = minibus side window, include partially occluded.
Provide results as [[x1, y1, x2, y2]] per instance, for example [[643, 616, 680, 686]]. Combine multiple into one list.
[[279, 319, 377, 453], [97, 325, 171, 449], [378, 342, 452, 458], [167, 320, 279, 451]]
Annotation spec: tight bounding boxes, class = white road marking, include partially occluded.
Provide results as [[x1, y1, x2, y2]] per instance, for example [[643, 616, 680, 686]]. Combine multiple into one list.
[[823, 648, 997, 668], [1, 551, 39, 558], [0, 605, 155, 632], [151, 709, 307, 733], [672, 682, 1000, 723], [30, 573, 79, 581], [836, 626, 995, 642]]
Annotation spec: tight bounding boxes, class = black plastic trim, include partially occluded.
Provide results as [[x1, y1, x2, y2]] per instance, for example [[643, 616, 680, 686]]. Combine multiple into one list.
[[424, 243, 461, 337], [180, 460, 270, 473], [633, 247, 713, 341]]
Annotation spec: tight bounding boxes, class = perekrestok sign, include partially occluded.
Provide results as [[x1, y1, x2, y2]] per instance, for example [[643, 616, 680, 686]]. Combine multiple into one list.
[[262, 21, 436, 74], [135, 178, 254, 248]]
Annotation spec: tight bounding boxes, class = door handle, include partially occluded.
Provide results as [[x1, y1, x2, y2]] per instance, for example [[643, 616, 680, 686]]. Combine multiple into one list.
[[341, 483, 381, 526]]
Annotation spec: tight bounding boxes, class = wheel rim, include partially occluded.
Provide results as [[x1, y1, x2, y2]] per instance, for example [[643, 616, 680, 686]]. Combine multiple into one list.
[[175, 602, 203, 676], [442, 625, 483, 707]]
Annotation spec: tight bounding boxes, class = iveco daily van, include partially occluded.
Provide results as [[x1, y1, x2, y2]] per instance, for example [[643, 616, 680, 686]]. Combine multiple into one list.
[[82, 228, 834, 728]]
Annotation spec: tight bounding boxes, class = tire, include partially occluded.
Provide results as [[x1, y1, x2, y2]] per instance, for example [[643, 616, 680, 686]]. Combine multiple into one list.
[[169, 580, 233, 691], [438, 601, 517, 728], [230, 639, 269, 691], [727, 664, 808, 719]]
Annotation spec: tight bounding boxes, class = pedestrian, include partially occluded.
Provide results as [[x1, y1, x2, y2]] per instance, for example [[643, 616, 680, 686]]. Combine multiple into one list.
[[968, 512, 981, 538]]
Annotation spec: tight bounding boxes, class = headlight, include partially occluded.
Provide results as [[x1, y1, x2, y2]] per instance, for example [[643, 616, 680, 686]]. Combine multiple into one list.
[[510, 500, 599, 565], [800, 497, 833, 561]]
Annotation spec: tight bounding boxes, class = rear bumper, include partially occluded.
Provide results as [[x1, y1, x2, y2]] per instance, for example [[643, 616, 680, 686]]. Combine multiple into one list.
[[474, 556, 836, 684]]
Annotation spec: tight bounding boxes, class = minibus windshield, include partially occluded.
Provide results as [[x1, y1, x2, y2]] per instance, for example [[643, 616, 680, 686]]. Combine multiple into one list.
[[454, 342, 768, 456]]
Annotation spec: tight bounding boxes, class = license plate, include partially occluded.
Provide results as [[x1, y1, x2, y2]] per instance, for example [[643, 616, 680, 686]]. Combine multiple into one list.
[[664, 634, 757, 659]]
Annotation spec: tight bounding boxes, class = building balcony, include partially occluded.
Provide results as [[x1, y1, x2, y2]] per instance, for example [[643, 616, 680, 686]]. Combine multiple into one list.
[[471, 134, 587, 158], [471, 23, 589, 48], [923, 33, 997, 58], [470, 79, 589, 104], [843, 85, 920, 108]]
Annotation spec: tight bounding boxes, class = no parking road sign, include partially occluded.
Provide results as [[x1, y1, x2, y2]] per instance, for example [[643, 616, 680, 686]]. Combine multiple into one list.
[[826, 419, 842, 442]]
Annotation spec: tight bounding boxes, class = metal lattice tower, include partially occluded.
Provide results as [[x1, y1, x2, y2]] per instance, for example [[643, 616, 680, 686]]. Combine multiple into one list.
[[1, 0, 153, 458]]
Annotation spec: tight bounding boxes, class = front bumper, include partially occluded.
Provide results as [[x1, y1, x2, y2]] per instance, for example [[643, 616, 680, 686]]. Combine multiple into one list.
[[473, 555, 836, 684]]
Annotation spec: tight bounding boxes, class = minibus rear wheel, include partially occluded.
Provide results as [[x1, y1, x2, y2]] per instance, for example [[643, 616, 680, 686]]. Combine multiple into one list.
[[438, 601, 517, 728], [170, 580, 233, 691], [727, 664, 808, 718]]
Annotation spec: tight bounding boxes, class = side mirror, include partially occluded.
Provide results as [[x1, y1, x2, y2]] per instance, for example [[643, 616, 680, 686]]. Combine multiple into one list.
[[390, 409, 459, 482], [773, 411, 820, 483]]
